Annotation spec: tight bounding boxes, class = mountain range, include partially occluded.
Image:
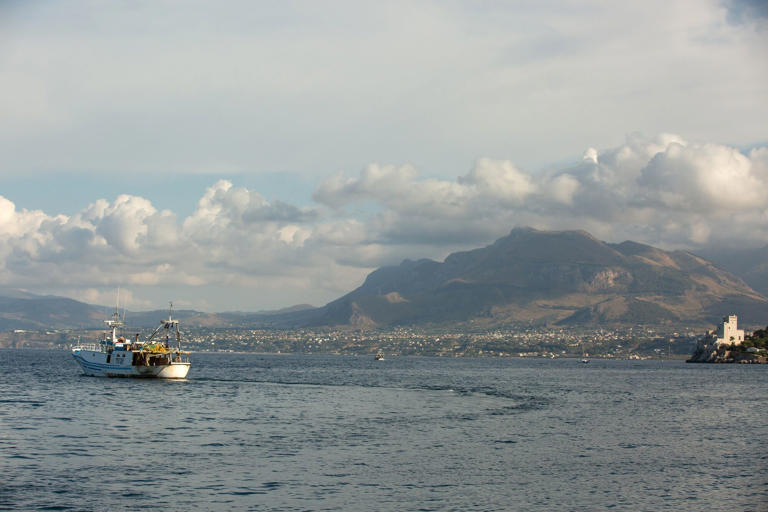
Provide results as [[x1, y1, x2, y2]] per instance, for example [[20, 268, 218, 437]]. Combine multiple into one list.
[[313, 228, 768, 327], [1, 228, 766, 331]]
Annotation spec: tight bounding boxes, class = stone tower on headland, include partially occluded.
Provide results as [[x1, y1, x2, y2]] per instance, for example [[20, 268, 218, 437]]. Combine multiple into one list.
[[687, 314, 761, 363], [714, 315, 744, 347]]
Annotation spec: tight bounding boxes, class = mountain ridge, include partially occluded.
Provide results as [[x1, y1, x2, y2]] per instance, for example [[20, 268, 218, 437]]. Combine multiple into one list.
[[312, 228, 767, 327], [0, 228, 765, 330]]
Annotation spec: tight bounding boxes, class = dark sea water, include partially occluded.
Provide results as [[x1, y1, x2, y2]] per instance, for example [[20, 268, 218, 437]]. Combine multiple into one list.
[[1, 350, 766, 511]]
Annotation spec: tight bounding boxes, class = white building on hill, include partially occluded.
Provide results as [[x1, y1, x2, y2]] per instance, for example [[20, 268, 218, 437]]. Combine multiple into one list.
[[714, 315, 744, 346]]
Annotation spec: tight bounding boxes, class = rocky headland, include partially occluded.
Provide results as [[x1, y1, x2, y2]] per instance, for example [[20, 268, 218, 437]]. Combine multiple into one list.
[[688, 320, 768, 364]]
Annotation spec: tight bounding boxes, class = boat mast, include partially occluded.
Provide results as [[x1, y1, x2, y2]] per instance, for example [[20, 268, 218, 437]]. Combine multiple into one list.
[[169, 302, 182, 351], [146, 301, 181, 348], [106, 288, 123, 342]]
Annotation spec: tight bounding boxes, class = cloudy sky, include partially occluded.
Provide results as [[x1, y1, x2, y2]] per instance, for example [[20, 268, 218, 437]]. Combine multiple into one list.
[[0, 0, 766, 311]]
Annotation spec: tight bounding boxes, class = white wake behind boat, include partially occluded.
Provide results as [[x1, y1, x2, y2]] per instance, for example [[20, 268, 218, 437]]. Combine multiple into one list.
[[72, 304, 191, 378]]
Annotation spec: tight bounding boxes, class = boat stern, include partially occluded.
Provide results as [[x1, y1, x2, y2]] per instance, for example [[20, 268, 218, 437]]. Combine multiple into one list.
[[155, 362, 191, 379]]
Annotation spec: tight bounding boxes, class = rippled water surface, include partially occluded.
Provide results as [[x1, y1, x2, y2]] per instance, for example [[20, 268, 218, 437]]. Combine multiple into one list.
[[1, 350, 766, 511]]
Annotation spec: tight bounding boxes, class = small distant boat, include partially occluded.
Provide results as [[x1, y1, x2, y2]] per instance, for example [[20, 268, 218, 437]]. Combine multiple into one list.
[[375, 351, 385, 361], [72, 302, 191, 378], [580, 342, 589, 363]]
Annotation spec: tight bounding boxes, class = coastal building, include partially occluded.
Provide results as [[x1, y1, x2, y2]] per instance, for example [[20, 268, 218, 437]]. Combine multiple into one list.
[[687, 314, 749, 363], [714, 315, 744, 347]]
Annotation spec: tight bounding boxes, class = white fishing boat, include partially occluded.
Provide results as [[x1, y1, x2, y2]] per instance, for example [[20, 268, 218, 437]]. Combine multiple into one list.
[[72, 303, 191, 378], [375, 351, 385, 361]]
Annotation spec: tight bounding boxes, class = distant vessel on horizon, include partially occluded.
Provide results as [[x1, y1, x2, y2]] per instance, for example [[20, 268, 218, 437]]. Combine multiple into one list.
[[375, 351, 385, 361], [72, 303, 191, 378]]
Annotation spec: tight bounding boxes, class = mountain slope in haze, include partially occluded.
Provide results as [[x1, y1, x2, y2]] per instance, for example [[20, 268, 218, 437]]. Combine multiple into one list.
[[315, 228, 768, 327], [0, 289, 218, 331], [699, 245, 768, 298], [0, 287, 318, 331], [0, 293, 109, 331]]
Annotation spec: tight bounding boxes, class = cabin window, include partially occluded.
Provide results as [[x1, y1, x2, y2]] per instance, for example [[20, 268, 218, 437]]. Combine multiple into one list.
[[106, 355, 111, 363]]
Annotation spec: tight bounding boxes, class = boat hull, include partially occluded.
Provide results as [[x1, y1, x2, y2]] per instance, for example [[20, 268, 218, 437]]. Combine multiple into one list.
[[72, 349, 190, 378]]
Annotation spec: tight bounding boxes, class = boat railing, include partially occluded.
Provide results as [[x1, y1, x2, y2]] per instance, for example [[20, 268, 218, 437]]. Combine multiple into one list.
[[173, 352, 191, 364], [73, 343, 101, 351]]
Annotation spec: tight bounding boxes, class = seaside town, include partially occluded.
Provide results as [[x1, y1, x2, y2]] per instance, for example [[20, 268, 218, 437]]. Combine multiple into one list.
[[0, 323, 721, 360], [3, 313, 766, 362]]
